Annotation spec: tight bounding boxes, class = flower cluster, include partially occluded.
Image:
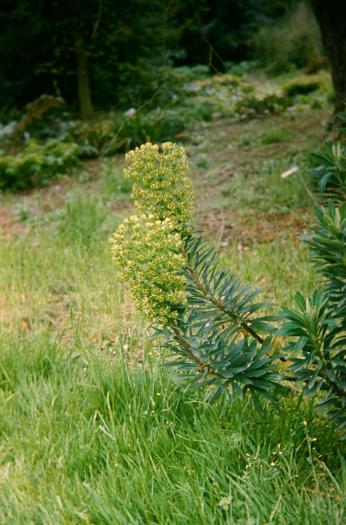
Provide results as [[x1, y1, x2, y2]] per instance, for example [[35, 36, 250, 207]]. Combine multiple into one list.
[[124, 142, 192, 230], [110, 214, 187, 323]]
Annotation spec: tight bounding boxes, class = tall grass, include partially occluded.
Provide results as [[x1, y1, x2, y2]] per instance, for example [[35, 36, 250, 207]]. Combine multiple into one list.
[[0, 214, 345, 523], [0, 331, 345, 524]]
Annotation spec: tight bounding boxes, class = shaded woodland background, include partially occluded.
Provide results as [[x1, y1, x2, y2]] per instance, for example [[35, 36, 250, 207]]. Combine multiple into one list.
[[0, 0, 332, 116]]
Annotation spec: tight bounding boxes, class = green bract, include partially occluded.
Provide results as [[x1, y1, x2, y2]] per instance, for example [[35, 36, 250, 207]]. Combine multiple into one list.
[[110, 142, 193, 324], [124, 142, 192, 229], [110, 214, 187, 323]]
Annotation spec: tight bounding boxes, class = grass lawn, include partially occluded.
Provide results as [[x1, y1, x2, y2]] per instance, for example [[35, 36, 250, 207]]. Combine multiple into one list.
[[0, 99, 345, 523]]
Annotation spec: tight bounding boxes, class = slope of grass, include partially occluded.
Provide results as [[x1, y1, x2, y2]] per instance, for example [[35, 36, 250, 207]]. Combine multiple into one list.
[[0, 82, 344, 524], [0, 332, 345, 525], [0, 198, 344, 525]]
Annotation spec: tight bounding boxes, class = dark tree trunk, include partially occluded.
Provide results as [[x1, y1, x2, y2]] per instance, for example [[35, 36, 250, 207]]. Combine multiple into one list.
[[75, 33, 94, 119], [72, 0, 94, 119], [310, 0, 346, 115]]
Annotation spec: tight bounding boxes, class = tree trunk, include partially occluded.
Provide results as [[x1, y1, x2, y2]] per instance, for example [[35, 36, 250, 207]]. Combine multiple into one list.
[[75, 34, 94, 119], [310, 0, 346, 115], [73, 0, 94, 119]]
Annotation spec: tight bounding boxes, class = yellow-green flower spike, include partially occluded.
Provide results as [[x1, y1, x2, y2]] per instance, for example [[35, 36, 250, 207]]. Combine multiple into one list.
[[124, 142, 192, 231], [110, 142, 193, 324], [110, 214, 187, 324]]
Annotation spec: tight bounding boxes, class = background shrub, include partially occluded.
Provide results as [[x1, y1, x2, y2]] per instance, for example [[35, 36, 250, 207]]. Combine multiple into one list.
[[252, 3, 324, 73], [0, 139, 80, 190]]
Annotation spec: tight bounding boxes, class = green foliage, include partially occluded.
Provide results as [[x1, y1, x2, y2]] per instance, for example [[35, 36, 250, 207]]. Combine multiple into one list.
[[164, 70, 296, 125], [309, 142, 346, 202], [280, 73, 332, 110], [283, 80, 321, 98], [307, 203, 346, 323], [71, 110, 186, 157], [169, 72, 242, 122], [279, 202, 346, 433], [0, 139, 80, 190], [233, 93, 289, 120], [0, 107, 188, 192], [339, 112, 346, 134], [164, 327, 283, 401], [159, 234, 283, 402], [181, 235, 275, 341], [14, 94, 64, 137], [70, 120, 114, 158]]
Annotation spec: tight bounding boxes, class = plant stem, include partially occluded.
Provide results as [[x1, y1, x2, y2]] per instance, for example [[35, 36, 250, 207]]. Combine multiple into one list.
[[188, 266, 264, 344], [171, 326, 225, 379]]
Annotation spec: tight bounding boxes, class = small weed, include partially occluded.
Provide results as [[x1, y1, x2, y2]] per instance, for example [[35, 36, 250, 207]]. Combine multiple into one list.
[[235, 133, 254, 147], [58, 195, 107, 244], [260, 129, 293, 144], [100, 162, 132, 196], [195, 155, 209, 169], [16, 204, 32, 223]]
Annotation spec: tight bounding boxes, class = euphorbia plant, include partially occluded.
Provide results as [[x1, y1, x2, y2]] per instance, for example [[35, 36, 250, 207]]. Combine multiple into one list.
[[279, 202, 346, 431], [111, 142, 284, 403], [111, 141, 346, 432]]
